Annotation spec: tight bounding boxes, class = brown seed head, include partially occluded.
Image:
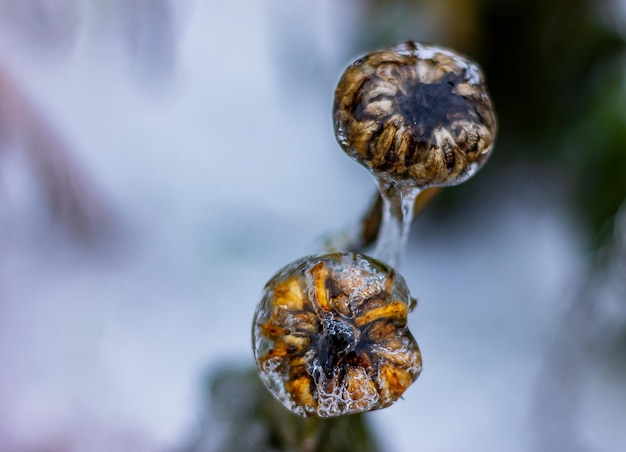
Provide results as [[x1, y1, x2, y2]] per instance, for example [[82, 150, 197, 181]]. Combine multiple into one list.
[[252, 253, 421, 417], [334, 41, 497, 187]]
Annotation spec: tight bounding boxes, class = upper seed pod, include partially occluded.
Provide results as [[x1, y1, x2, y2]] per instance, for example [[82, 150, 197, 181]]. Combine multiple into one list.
[[334, 41, 497, 188], [252, 253, 421, 417]]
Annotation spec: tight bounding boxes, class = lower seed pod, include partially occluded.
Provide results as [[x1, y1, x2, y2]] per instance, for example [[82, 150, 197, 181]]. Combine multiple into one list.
[[252, 253, 422, 417]]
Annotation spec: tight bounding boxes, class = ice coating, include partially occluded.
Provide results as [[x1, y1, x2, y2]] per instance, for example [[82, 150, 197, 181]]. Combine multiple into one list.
[[252, 253, 422, 417], [333, 41, 497, 188], [370, 179, 420, 267]]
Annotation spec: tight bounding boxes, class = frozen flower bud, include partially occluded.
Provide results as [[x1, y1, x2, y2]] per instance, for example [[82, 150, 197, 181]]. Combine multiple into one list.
[[334, 41, 497, 188], [252, 253, 421, 417]]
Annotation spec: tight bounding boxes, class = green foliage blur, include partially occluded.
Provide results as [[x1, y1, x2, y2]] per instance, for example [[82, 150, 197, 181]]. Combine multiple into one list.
[[185, 367, 381, 452]]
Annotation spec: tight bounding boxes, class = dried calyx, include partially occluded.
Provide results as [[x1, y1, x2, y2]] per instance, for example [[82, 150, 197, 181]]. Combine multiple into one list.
[[252, 253, 421, 417], [334, 41, 497, 188]]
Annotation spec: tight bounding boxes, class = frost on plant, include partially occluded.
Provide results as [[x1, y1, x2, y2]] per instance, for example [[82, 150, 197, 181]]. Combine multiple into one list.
[[251, 41, 496, 419], [252, 253, 421, 417], [333, 41, 496, 189]]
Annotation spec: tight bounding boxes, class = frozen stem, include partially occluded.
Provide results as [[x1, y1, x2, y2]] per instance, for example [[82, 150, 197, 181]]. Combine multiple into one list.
[[372, 178, 420, 268]]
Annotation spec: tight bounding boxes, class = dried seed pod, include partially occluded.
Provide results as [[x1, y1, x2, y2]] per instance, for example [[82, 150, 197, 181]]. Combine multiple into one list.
[[252, 253, 421, 417], [334, 41, 497, 188]]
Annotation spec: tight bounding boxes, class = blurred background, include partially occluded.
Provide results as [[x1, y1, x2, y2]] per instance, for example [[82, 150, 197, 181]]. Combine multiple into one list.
[[0, 0, 625, 451]]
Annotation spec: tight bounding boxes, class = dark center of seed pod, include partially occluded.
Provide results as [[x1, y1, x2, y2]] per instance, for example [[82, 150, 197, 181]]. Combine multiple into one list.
[[319, 315, 360, 378], [397, 72, 481, 143]]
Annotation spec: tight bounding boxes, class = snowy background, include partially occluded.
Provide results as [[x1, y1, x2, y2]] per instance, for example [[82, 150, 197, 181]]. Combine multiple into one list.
[[0, 1, 625, 451]]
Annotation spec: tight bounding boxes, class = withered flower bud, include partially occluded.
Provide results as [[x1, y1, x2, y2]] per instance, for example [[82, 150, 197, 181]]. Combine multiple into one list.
[[334, 41, 497, 187], [252, 253, 421, 417]]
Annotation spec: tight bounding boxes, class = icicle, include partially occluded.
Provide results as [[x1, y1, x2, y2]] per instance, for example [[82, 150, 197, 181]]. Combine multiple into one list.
[[372, 177, 420, 268]]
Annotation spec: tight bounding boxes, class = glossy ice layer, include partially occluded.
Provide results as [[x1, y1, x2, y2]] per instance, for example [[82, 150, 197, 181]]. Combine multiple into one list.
[[333, 41, 497, 188], [252, 253, 421, 417]]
